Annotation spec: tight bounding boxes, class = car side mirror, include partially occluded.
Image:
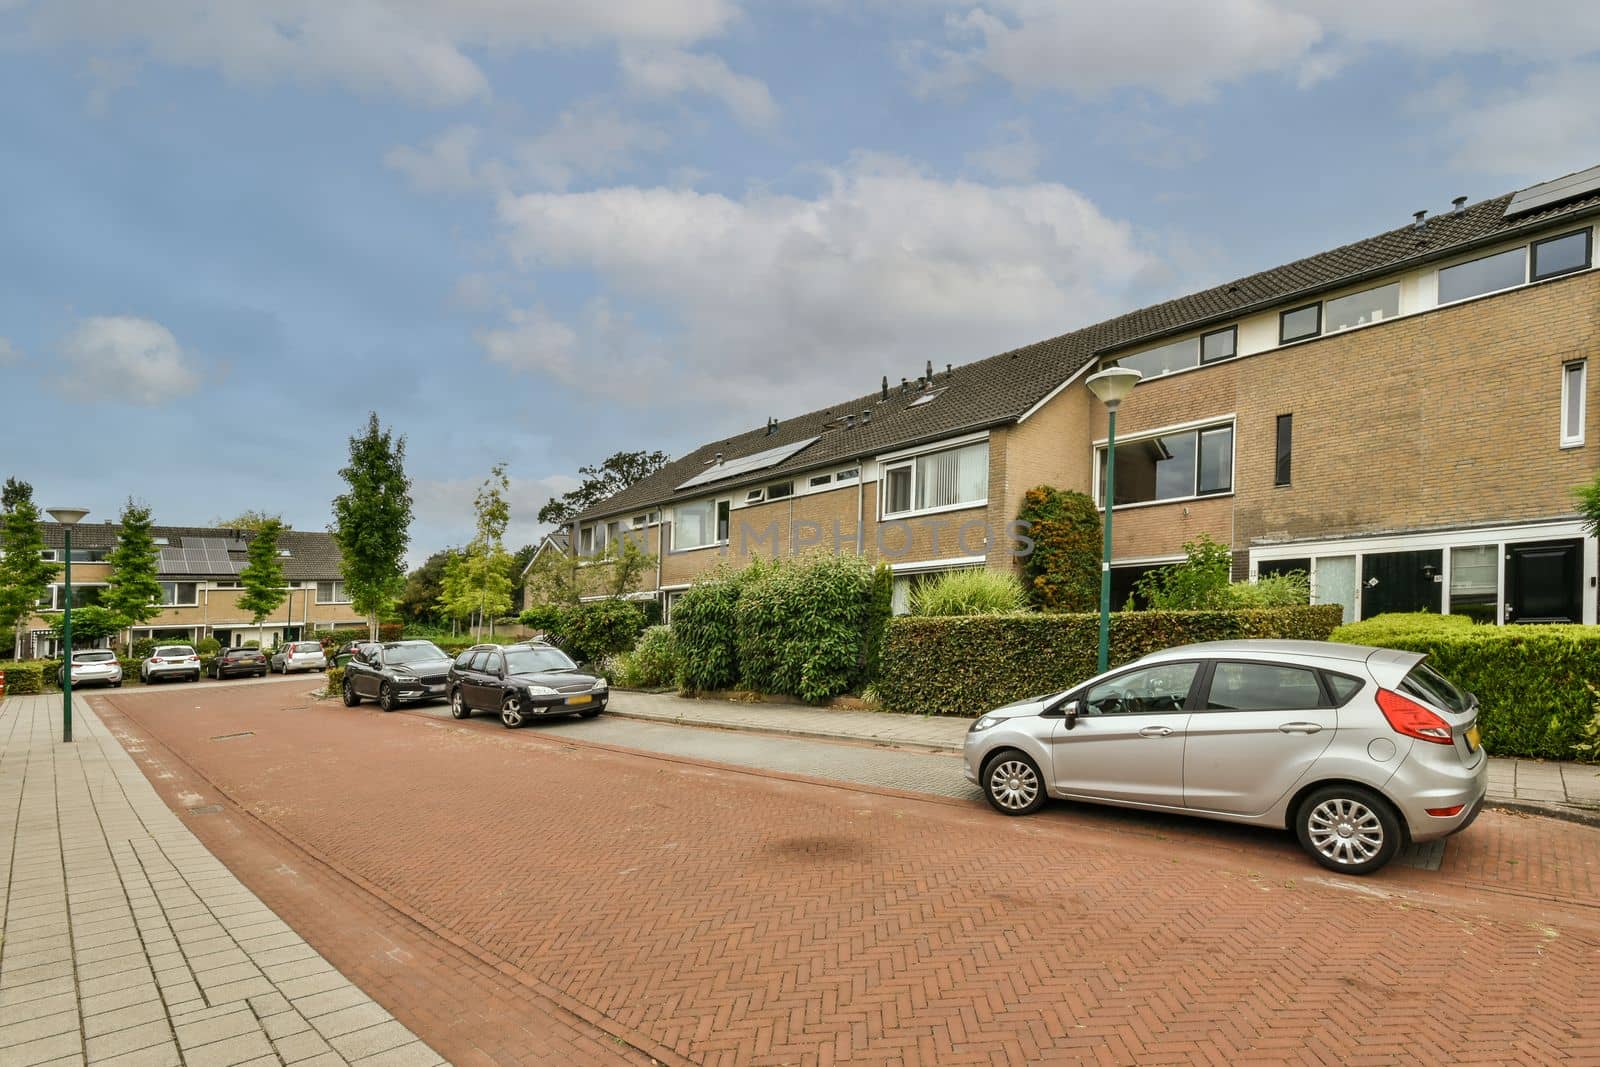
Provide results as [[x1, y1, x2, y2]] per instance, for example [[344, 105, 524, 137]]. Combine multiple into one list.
[[1061, 699, 1082, 729]]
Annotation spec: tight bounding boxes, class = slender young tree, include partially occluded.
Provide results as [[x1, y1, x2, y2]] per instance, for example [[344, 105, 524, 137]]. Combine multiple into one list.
[[238, 519, 287, 645], [448, 463, 515, 639], [215, 510, 290, 532], [0, 480, 60, 658], [330, 413, 413, 640], [103, 498, 165, 644]]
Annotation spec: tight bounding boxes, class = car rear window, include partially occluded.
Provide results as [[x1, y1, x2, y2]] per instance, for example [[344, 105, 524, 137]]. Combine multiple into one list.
[[294, 642, 322, 652], [1401, 663, 1471, 713], [77, 650, 116, 662], [156, 646, 194, 657]]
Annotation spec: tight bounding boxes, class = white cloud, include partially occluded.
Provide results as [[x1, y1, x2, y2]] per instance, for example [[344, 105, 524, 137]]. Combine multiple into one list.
[[1427, 63, 1600, 181], [489, 157, 1162, 411], [964, 118, 1039, 182], [621, 48, 778, 129], [0, 337, 20, 364], [13, 0, 742, 107], [57, 316, 200, 405], [384, 125, 485, 193]]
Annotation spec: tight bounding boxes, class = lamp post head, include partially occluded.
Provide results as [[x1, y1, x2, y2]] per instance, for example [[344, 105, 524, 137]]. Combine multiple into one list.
[[46, 507, 90, 526], [1085, 367, 1142, 412]]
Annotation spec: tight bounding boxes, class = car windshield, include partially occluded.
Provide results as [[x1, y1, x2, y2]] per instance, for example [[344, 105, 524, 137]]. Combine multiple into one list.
[[504, 647, 577, 674], [384, 643, 448, 665], [76, 651, 116, 662], [1401, 662, 1471, 713], [155, 646, 194, 657]]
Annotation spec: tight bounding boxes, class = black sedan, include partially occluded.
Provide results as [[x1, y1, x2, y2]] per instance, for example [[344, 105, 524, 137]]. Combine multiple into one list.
[[341, 640, 452, 711], [209, 647, 269, 678], [448, 643, 608, 728]]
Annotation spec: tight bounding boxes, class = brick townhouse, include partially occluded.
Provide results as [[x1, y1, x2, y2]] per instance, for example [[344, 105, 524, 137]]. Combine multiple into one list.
[[12, 523, 360, 656], [548, 163, 1600, 626]]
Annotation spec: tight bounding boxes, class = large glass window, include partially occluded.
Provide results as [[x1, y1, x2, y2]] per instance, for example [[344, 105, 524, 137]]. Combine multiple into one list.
[[1563, 361, 1587, 447], [1324, 283, 1399, 333], [48, 585, 104, 610], [1200, 327, 1236, 364], [315, 580, 349, 604], [1438, 247, 1526, 304], [1115, 336, 1198, 379], [1279, 303, 1321, 343], [1531, 229, 1592, 282], [159, 581, 198, 607], [1205, 662, 1324, 711], [1083, 662, 1198, 716], [673, 500, 716, 551], [883, 442, 989, 516], [1099, 424, 1234, 506], [1449, 545, 1498, 624]]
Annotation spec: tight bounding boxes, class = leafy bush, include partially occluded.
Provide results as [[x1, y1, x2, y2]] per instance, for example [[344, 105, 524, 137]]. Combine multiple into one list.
[[860, 563, 894, 683], [551, 599, 646, 665], [672, 562, 764, 693], [196, 636, 222, 655], [1332, 613, 1600, 759], [324, 666, 345, 697], [518, 603, 565, 633], [1018, 486, 1101, 611], [379, 622, 404, 641], [1229, 570, 1311, 607], [734, 554, 883, 702], [609, 625, 678, 688], [1132, 533, 1233, 610], [877, 606, 1343, 715], [0, 661, 46, 695], [909, 568, 1027, 616]]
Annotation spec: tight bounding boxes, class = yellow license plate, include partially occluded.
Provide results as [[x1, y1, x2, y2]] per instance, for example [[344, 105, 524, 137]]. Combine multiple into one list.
[[1466, 724, 1481, 751], [566, 694, 593, 705]]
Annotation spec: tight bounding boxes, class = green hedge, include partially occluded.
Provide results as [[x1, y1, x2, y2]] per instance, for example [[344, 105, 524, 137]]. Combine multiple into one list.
[[1332, 614, 1600, 759], [735, 554, 886, 702], [672, 562, 762, 693], [324, 666, 345, 697], [878, 605, 1344, 715], [550, 600, 646, 665], [0, 661, 46, 695], [608, 625, 678, 689]]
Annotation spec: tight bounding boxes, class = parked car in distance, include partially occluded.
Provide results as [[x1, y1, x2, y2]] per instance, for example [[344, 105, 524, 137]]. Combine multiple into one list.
[[447, 642, 608, 729], [59, 648, 122, 688], [341, 640, 452, 711], [271, 640, 327, 674], [962, 640, 1488, 875], [209, 647, 269, 679], [140, 645, 201, 683]]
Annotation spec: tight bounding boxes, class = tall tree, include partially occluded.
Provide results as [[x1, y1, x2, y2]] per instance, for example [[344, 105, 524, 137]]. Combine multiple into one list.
[[331, 413, 413, 640], [0, 481, 59, 658], [439, 464, 515, 639], [398, 548, 458, 624], [538, 449, 669, 525], [238, 519, 287, 644], [215, 510, 290, 531], [103, 498, 165, 641]]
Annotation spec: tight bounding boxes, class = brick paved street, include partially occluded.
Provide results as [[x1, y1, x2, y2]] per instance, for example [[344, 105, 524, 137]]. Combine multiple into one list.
[[71, 681, 1600, 1064]]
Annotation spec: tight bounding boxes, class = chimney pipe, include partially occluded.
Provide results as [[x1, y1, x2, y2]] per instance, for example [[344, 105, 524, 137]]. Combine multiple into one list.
[[715, 451, 723, 464], [844, 414, 855, 430], [1412, 210, 1427, 229], [861, 409, 871, 425], [1452, 196, 1467, 215], [880, 375, 889, 402], [901, 377, 909, 393], [925, 359, 933, 382], [945, 363, 952, 377]]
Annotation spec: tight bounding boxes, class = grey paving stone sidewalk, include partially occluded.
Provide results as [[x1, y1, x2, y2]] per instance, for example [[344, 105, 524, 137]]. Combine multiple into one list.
[[608, 690, 1600, 818], [0, 693, 444, 1067]]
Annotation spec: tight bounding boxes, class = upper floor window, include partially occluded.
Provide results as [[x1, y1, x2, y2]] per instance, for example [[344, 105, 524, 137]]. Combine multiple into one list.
[[1324, 283, 1399, 333], [40, 548, 109, 563], [45, 584, 105, 610], [1200, 327, 1236, 363], [882, 441, 989, 517], [1438, 246, 1526, 304], [316, 580, 350, 604], [672, 500, 717, 551], [578, 526, 594, 555], [809, 473, 832, 488], [1279, 303, 1321, 344], [1098, 423, 1234, 507], [766, 481, 794, 500], [1113, 326, 1237, 380], [1532, 229, 1592, 282], [1562, 361, 1587, 448], [159, 581, 198, 607]]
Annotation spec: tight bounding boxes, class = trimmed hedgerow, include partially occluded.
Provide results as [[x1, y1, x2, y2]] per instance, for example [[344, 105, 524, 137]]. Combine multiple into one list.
[[878, 605, 1343, 716], [1333, 613, 1600, 760], [0, 661, 46, 695]]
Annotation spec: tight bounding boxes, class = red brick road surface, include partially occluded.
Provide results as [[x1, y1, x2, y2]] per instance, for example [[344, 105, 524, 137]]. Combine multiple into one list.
[[92, 681, 1600, 1066]]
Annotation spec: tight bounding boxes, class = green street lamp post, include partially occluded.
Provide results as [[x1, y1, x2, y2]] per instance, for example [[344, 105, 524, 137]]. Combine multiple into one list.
[[47, 507, 90, 743], [1085, 369, 1142, 674]]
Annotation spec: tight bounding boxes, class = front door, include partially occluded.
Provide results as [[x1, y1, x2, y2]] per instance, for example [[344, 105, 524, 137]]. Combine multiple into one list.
[[1183, 661, 1337, 816], [1360, 550, 1443, 618], [1506, 539, 1583, 623], [1049, 660, 1198, 807]]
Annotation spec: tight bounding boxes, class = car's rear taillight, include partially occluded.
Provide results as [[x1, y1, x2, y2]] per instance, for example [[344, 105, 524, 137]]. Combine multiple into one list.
[[151, 657, 164, 664], [1376, 689, 1454, 745]]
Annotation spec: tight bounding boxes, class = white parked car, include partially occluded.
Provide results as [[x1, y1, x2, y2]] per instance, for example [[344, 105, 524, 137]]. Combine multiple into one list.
[[140, 645, 202, 683], [59, 649, 123, 689], [271, 640, 328, 674]]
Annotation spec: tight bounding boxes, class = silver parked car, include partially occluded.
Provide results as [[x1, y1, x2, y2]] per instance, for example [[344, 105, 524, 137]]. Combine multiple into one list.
[[271, 640, 327, 674], [963, 640, 1488, 874]]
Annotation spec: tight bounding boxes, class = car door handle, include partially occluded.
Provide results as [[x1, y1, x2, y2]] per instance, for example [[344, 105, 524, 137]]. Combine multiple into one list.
[[1278, 722, 1324, 734], [1138, 725, 1174, 737]]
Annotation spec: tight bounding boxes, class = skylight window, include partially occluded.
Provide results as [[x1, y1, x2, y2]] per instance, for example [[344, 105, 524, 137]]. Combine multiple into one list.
[[908, 389, 944, 408]]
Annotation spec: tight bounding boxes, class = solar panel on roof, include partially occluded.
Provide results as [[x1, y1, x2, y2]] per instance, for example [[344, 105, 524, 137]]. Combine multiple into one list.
[[1504, 164, 1600, 219], [675, 436, 820, 491]]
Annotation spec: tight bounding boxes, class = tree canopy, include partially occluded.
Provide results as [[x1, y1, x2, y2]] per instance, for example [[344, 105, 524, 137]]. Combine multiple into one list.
[[238, 519, 288, 628], [216, 510, 290, 532], [331, 413, 413, 639], [538, 450, 669, 526], [103, 498, 165, 632], [0, 480, 59, 657]]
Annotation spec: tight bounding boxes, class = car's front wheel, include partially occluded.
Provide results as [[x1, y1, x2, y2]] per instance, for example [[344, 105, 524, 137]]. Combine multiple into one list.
[[449, 688, 471, 719], [1295, 785, 1401, 875], [500, 693, 525, 729], [378, 683, 397, 712], [342, 679, 361, 707], [982, 749, 1047, 816]]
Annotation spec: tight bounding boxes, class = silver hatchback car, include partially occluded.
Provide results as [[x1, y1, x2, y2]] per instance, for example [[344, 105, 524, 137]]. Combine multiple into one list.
[[963, 640, 1488, 874]]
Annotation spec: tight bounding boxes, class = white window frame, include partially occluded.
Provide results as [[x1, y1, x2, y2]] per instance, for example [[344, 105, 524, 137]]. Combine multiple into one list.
[[1562, 360, 1587, 448], [878, 439, 990, 520], [671, 499, 726, 553], [159, 581, 199, 607], [44, 583, 109, 610], [315, 580, 351, 604], [1093, 416, 1238, 511]]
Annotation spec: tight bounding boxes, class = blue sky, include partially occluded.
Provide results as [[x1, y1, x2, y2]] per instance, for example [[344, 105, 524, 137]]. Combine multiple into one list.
[[2, 1, 1597, 561]]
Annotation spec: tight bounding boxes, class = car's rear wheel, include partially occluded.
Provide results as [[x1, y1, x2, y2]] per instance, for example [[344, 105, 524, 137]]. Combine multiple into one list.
[[378, 683, 397, 712], [981, 750, 1046, 816], [449, 689, 471, 719], [1295, 785, 1401, 875], [342, 679, 361, 707], [500, 693, 525, 729]]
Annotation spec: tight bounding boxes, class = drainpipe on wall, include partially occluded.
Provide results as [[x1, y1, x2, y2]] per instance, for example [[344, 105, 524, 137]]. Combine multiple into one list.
[[856, 470, 865, 555]]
